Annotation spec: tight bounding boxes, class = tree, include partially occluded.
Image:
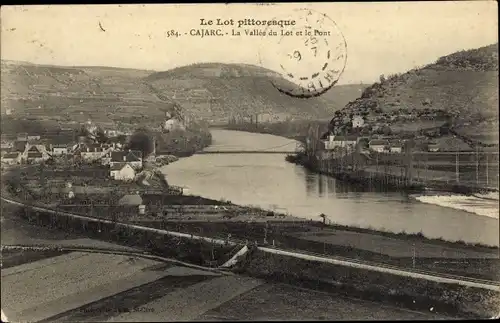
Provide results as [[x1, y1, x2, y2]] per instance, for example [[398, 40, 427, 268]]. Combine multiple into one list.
[[382, 125, 392, 136], [127, 128, 155, 158], [95, 127, 109, 144]]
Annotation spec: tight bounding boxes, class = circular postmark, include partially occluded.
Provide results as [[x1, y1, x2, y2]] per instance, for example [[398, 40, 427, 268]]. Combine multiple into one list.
[[258, 8, 347, 98]]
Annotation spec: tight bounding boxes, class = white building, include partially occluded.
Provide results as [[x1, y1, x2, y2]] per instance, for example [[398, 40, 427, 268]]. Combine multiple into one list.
[[352, 115, 365, 128], [1, 152, 21, 165], [389, 144, 403, 153], [27, 135, 41, 141], [110, 162, 136, 181], [428, 142, 440, 152], [323, 135, 359, 150], [105, 129, 118, 137], [23, 144, 50, 163], [369, 139, 389, 152], [110, 150, 143, 169], [163, 118, 186, 132], [78, 143, 109, 162], [52, 144, 69, 156]]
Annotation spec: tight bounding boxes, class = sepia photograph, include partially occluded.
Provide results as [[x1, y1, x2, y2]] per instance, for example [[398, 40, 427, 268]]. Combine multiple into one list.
[[1, 2, 499, 321]]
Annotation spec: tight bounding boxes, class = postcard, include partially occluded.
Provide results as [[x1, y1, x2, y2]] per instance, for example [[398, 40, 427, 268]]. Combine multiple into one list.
[[1, 2, 499, 322]]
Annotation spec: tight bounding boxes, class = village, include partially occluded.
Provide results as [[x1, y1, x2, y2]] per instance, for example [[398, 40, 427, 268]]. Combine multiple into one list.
[[315, 112, 443, 159]]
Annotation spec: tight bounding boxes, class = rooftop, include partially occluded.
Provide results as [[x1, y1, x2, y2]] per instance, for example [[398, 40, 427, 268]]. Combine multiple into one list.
[[110, 162, 134, 171], [111, 150, 142, 162], [2, 152, 20, 159], [12, 141, 27, 152], [27, 152, 43, 158], [369, 139, 389, 146], [332, 135, 359, 142]]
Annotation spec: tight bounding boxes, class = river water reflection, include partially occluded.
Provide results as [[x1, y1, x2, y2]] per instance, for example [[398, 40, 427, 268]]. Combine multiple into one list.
[[162, 130, 499, 246]]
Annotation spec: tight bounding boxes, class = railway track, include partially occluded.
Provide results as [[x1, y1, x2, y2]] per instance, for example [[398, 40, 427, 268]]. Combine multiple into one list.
[[2, 195, 499, 292], [260, 246, 500, 289]]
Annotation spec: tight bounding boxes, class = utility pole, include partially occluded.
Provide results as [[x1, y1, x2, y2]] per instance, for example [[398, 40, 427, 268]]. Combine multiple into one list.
[[486, 153, 489, 186], [412, 243, 416, 269], [263, 221, 268, 245], [475, 145, 479, 186], [455, 137, 460, 183]]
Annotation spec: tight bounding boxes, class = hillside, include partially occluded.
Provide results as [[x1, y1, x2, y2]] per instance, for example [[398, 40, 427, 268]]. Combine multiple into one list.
[[1, 61, 364, 128], [329, 43, 499, 144], [144, 63, 360, 122], [0, 61, 165, 125]]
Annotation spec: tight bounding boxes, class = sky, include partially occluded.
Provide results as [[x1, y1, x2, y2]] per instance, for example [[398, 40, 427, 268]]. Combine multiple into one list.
[[1, 2, 498, 85]]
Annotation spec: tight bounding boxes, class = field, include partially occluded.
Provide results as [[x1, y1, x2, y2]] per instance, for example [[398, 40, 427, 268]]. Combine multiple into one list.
[[237, 249, 499, 319], [1, 199, 496, 320], [131, 220, 499, 281], [1, 205, 454, 321], [1, 60, 364, 124], [198, 283, 448, 321], [1, 251, 449, 322]]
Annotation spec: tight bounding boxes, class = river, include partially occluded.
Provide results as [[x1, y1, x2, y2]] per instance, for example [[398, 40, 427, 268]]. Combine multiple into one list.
[[162, 130, 499, 247]]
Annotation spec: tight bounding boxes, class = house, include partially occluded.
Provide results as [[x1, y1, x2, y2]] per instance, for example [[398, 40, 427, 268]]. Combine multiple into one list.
[[322, 134, 359, 150], [27, 134, 41, 141], [105, 129, 118, 137], [27, 143, 50, 158], [427, 142, 440, 152], [78, 143, 109, 161], [110, 162, 136, 181], [389, 140, 404, 153], [369, 139, 389, 152], [52, 144, 69, 156], [17, 133, 28, 141], [1, 147, 11, 157], [110, 150, 143, 169], [163, 118, 186, 132], [1, 152, 21, 165], [25, 145, 49, 163], [352, 115, 365, 128], [0, 140, 13, 150], [26, 152, 44, 163]]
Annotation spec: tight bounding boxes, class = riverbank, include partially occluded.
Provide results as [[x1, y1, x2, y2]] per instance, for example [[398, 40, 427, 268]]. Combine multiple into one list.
[[286, 153, 498, 195]]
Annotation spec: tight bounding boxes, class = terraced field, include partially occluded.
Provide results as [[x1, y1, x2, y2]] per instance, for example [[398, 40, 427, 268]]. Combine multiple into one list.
[[2, 251, 450, 322]]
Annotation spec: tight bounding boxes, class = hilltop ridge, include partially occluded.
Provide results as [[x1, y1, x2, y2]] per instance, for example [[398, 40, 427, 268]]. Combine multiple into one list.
[[1, 60, 365, 127], [328, 43, 498, 145]]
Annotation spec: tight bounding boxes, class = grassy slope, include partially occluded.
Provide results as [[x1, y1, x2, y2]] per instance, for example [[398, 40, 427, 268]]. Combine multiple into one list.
[[1, 60, 364, 127], [330, 43, 499, 143], [0, 62, 165, 124], [145, 63, 362, 122]]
